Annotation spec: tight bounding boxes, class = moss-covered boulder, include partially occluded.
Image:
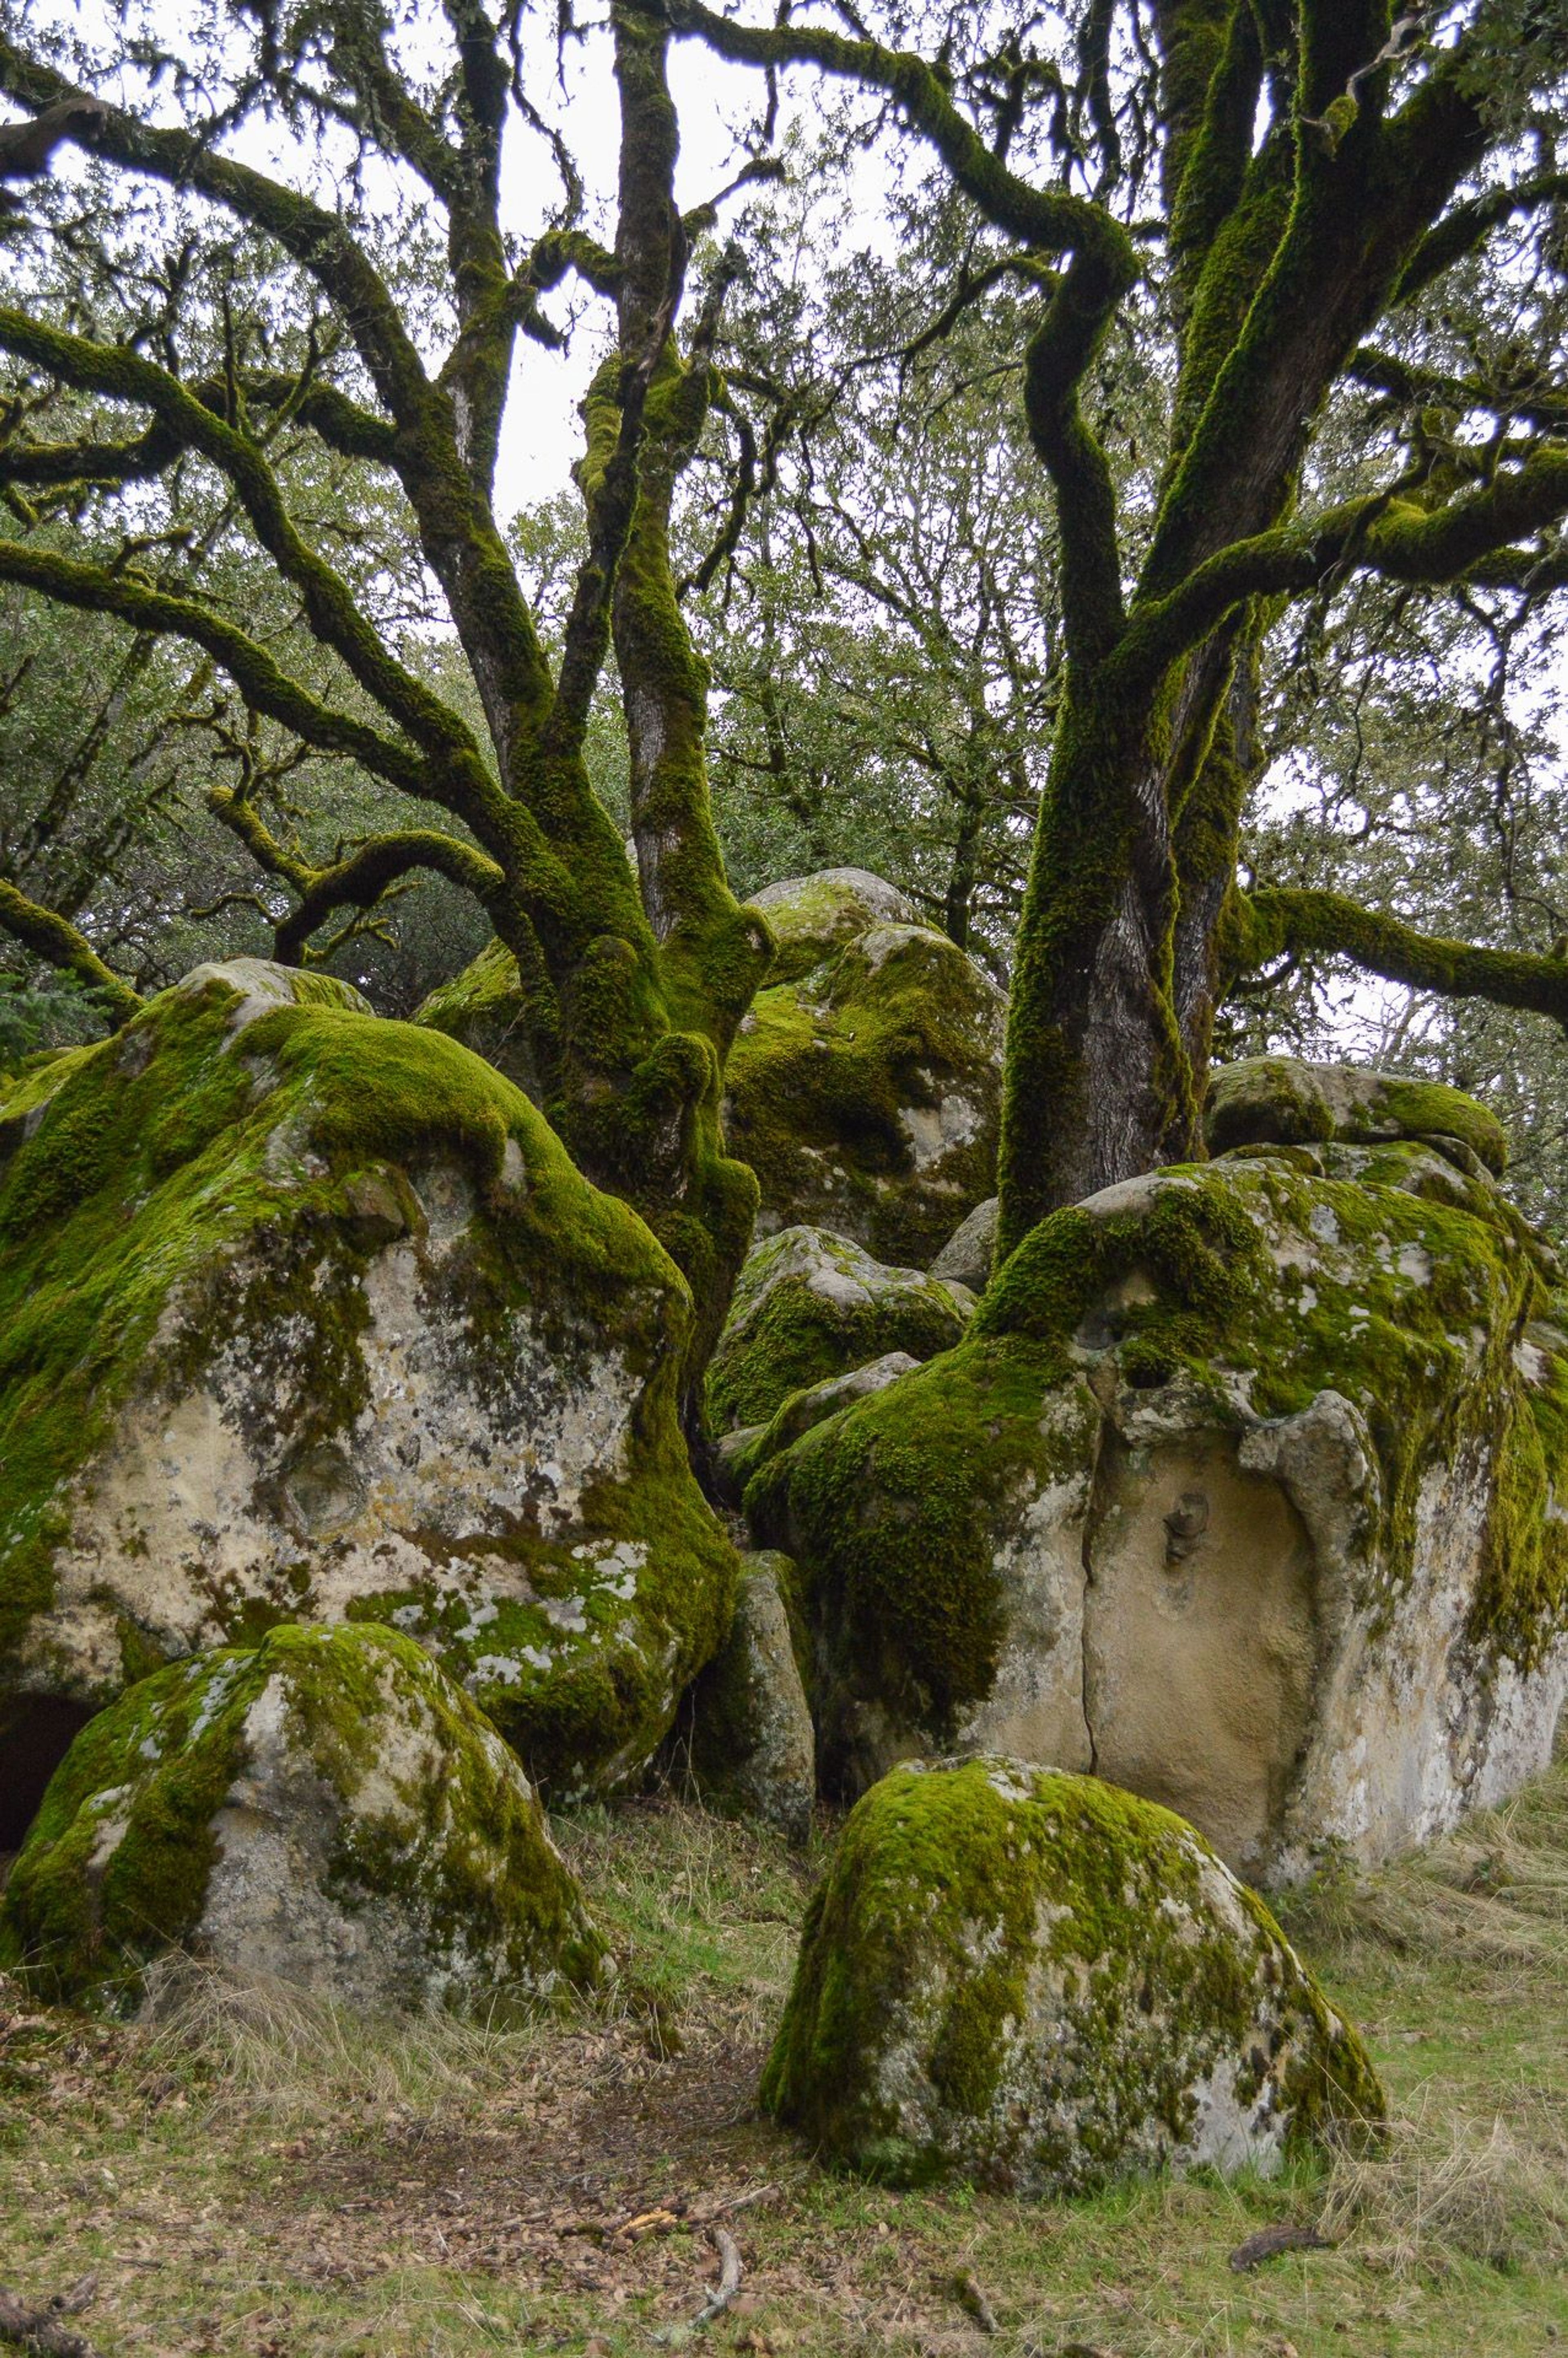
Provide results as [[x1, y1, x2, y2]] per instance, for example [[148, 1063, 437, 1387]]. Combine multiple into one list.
[[707, 1224, 972, 1434], [724, 916, 1006, 1268], [748, 1131, 1568, 1877], [715, 1350, 924, 1504], [413, 936, 543, 1102], [762, 1756, 1382, 2193], [0, 959, 737, 1803], [0, 1622, 603, 2014], [1205, 1056, 1509, 1177], [744, 868, 920, 987], [683, 1552, 815, 1845]]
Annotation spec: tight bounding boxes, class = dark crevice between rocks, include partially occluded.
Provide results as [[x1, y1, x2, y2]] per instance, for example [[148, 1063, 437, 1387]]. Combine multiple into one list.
[[1078, 1404, 1115, 1778], [1, 1696, 97, 1851]]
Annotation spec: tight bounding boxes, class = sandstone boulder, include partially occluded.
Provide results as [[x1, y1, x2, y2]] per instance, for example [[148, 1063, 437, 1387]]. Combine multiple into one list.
[[0, 1622, 603, 2013], [762, 1755, 1382, 2192], [724, 912, 1006, 1267], [707, 1224, 972, 1434], [0, 959, 737, 1812], [414, 936, 542, 1101], [684, 1553, 815, 1845], [748, 1117, 1568, 1879], [744, 867, 921, 985], [712, 1351, 921, 1507], [1205, 1055, 1508, 1177]]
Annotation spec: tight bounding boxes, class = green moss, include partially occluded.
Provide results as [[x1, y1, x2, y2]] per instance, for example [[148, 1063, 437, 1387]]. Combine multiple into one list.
[[761, 1757, 1382, 2192], [0, 1622, 604, 2011], [707, 1227, 971, 1432], [724, 925, 1004, 1268], [746, 1335, 1094, 1765], [1366, 1078, 1508, 1176], [747, 871, 917, 988], [980, 1152, 1567, 1659], [1204, 1055, 1510, 1177]]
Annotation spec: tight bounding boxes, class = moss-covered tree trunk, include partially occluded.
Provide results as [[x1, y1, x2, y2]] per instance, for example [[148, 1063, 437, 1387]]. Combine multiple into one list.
[[992, 0, 1501, 1259]]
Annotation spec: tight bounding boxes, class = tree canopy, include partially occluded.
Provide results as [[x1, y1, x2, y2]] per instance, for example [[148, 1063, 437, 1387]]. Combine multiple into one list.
[[1, 0, 1567, 1341]]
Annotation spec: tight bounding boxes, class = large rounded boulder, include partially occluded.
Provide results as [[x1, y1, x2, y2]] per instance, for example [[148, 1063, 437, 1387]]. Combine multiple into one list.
[[748, 1107, 1568, 1878], [0, 1622, 603, 2014], [723, 897, 1007, 1268], [1205, 1054, 1510, 1174], [762, 1756, 1382, 2193], [0, 959, 737, 1811]]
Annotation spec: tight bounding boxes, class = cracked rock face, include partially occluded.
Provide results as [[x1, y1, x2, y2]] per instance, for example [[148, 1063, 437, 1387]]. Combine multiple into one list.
[[0, 961, 737, 1809], [0, 1622, 604, 2014], [723, 880, 1007, 1268], [748, 1111, 1568, 1881], [761, 1755, 1383, 2193]]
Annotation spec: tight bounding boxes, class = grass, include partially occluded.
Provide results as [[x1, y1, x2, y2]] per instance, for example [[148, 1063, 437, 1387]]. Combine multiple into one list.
[[2, 1774, 1568, 2356]]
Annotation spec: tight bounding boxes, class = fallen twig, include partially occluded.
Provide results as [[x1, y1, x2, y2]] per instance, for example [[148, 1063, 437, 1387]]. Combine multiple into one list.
[[693, 2227, 743, 2326], [652, 2225, 744, 2345], [687, 2182, 780, 2228], [0, 2273, 102, 2358], [1229, 2220, 1331, 2271]]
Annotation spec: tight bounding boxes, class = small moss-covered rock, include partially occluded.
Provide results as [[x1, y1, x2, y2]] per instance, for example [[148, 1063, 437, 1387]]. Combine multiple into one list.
[[1205, 1056, 1508, 1177], [762, 1756, 1382, 2193], [929, 1196, 998, 1293], [683, 1553, 815, 1845], [708, 1225, 972, 1434], [744, 869, 921, 987], [724, 918, 1006, 1268], [0, 1623, 603, 2015], [0, 959, 737, 1799], [751, 1142, 1568, 1874], [712, 1353, 921, 1507]]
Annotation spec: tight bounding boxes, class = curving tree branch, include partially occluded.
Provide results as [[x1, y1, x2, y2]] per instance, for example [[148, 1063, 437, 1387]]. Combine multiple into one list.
[[1233, 887, 1568, 1030], [0, 876, 142, 1022]]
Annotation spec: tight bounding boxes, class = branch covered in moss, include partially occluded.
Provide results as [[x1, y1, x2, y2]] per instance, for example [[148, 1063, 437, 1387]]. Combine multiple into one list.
[[0, 309, 494, 796], [648, 0, 1136, 662], [274, 833, 506, 962], [1396, 167, 1568, 303], [1118, 446, 1568, 686], [1233, 887, 1568, 1026], [0, 41, 557, 759], [0, 537, 431, 796], [1349, 346, 1568, 438], [0, 876, 142, 1023]]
